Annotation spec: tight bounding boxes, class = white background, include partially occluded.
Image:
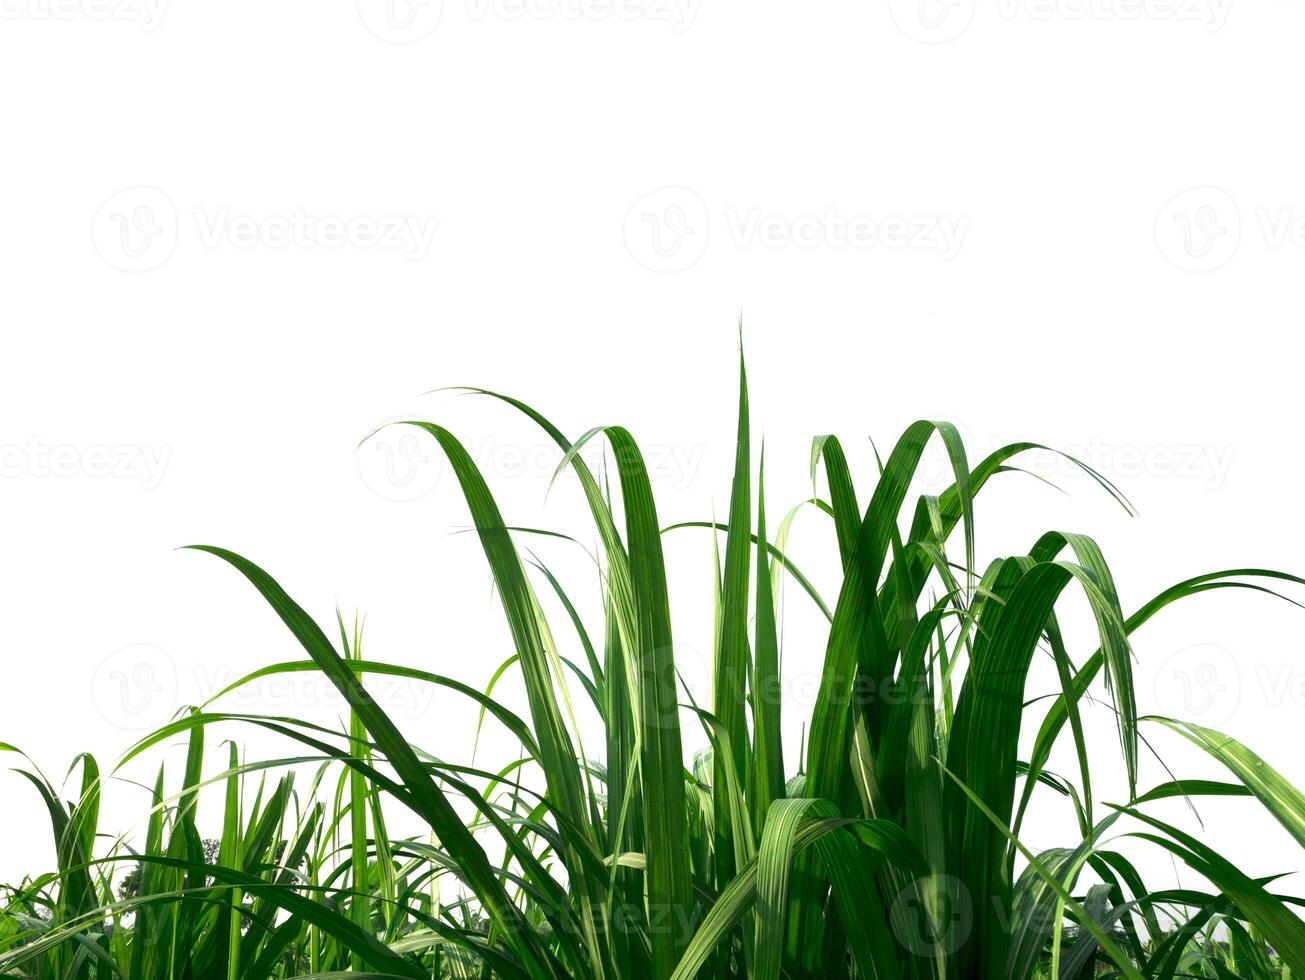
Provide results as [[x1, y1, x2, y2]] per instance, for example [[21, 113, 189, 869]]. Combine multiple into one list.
[[2, 0, 1304, 907]]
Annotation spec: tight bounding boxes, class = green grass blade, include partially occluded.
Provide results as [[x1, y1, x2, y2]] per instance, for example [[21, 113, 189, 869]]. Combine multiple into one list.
[[1149, 716, 1305, 850], [182, 545, 561, 980]]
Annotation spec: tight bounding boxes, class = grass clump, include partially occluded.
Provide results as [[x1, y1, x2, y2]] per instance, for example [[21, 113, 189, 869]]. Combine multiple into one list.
[[3, 346, 1305, 979]]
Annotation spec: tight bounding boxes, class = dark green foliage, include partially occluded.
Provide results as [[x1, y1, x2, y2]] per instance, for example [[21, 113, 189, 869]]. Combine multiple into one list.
[[3, 349, 1304, 979]]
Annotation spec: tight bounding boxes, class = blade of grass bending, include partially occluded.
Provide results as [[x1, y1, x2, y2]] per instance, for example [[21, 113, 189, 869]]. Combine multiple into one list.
[[668, 810, 918, 980], [447, 388, 637, 656], [1130, 778, 1251, 805], [181, 546, 561, 980], [884, 441, 1132, 662], [401, 423, 592, 830], [1148, 716, 1305, 850], [941, 765, 1145, 980], [401, 423, 613, 977], [1031, 531, 1137, 798], [662, 521, 830, 622], [0, 856, 427, 977], [809, 435, 859, 566], [1005, 814, 1121, 980], [531, 555, 605, 706], [1014, 569, 1305, 839], [682, 705, 754, 873], [558, 424, 693, 980], [1089, 848, 1165, 954], [944, 560, 1076, 977], [754, 797, 900, 980], [753, 799, 812, 980], [806, 420, 972, 807], [125, 707, 591, 959], [203, 658, 542, 762], [1113, 805, 1305, 974]]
